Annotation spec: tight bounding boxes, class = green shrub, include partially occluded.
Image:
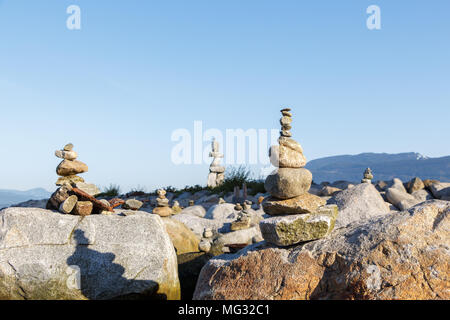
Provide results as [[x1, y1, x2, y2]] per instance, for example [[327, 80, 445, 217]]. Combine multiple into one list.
[[96, 184, 120, 198]]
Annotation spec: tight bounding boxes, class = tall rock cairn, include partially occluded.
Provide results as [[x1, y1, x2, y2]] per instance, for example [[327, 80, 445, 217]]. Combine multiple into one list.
[[207, 138, 225, 188], [260, 108, 339, 247]]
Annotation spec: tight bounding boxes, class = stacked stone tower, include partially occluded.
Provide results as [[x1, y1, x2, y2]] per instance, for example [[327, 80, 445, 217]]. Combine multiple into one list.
[[207, 138, 225, 188], [260, 108, 339, 246]]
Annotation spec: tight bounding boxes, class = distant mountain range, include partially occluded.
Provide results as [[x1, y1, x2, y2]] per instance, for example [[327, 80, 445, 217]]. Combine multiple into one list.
[[305, 152, 450, 183], [0, 188, 51, 209]]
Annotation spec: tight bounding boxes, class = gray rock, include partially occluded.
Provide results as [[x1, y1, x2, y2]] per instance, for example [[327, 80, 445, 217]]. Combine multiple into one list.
[[0, 208, 180, 300], [429, 182, 450, 200], [197, 194, 220, 206], [172, 214, 223, 240], [330, 181, 355, 190], [193, 200, 450, 300], [412, 189, 433, 202], [205, 203, 236, 220], [407, 177, 425, 194], [264, 168, 313, 199], [55, 150, 78, 161], [385, 187, 420, 210], [199, 240, 211, 253], [122, 199, 143, 211], [180, 205, 206, 218], [59, 195, 78, 214], [73, 183, 100, 197], [260, 205, 338, 246], [193, 190, 211, 201], [329, 183, 390, 229], [391, 178, 407, 193], [216, 227, 261, 247]]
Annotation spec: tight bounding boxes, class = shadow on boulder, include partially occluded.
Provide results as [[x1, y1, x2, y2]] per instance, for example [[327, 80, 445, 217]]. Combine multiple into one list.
[[67, 229, 167, 300]]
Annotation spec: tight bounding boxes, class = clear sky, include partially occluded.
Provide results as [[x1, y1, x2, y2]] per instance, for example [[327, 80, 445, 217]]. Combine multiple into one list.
[[0, 0, 449, 192]]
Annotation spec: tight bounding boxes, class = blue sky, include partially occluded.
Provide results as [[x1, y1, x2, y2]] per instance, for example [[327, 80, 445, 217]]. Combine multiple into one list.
[[0, 0, 449, 192]]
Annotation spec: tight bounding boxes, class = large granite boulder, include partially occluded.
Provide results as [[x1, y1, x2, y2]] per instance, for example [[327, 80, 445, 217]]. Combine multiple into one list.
[[193, 200, 449, 300], [0, 208, 180, 300], [161, 218, 200, 255], [329, 183, 390, 229]]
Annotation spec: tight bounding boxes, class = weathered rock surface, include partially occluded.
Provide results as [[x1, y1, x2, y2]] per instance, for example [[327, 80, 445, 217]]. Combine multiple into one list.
[[319, 186, 342, 197], [122, 199, 143, 211], [269, 145, 307, 168], [56, 175, 85, 186], [162, 218, 200, 255], [153, 206, 173, 217], [205, 204, 236, 220], [329, 183, 390, 229], [172, 214, 223, 240], [264, 168, 313, 199], [56, 160, 88, 176], [429, 183, 450, 200], [194, 200, 450, 300], [59, 195, 78, 214], [216, 227, 261, 248], [391, 178, 407, 193], [260, 205, 338, 246], [72, 201, 93, 216], [180, 205, 207, 218], [73, 183, 100, 197], [262, 193, 326, 215], [412, 189, 434, 202], [0, 208, 180, 300], [386, 187, 420, 210], [407, 177, 425, 194]]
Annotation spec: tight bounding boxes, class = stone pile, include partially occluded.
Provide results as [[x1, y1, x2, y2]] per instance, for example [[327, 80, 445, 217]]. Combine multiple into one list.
[[231, 202, 252, 231], [47, 143, 112, 216], [361, 167, 374, 184], [153, 189, 173, 217], [260, 108, 339, 246], [55, 143, 88, 186], [207, 139, 225, 188]]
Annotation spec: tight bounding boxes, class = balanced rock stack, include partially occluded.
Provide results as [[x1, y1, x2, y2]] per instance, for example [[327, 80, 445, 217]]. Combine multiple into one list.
[[153, 189, 173, 217], [207, 139, 225, 188], [361, 167, 374, 184], [231, 202, 252, 231], [47, 143, 112, 216], [54, 143, 88, 186], [260, 108, 339, 247]]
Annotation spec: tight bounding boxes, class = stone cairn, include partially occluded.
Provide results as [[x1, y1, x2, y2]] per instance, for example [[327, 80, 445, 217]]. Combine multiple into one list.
[[47, 143, 113, 216], [231, 202, 252, 231], [207, 138, 225, 188], [259, 108, 339, 247], [153, 189, 173, 217], [361, 168, 374, 184]]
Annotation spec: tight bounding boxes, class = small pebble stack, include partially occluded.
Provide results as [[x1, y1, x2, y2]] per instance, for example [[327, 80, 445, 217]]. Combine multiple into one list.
[[153, 189, 173, 217], [361, 168, 374, 184]]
